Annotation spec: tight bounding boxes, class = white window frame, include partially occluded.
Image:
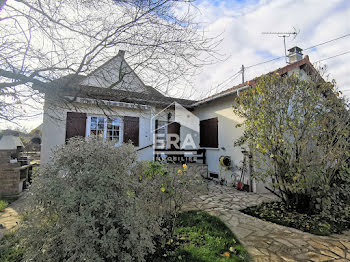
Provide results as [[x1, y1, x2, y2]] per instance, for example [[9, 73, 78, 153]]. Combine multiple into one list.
[[155, 120, 168, 149], [86, 116, 123, 146]]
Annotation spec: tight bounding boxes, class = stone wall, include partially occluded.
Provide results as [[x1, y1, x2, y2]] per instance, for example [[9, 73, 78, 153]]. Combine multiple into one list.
[[0, 150, 22, 200]]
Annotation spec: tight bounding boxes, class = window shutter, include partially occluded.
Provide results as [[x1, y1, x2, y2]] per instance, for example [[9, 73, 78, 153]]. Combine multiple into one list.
[[167, 122, 181, 150], [123, 116, 139, 146], [65, 112, 87, 141], [155, 120, 159, 134], [200, 117, 218, 148]]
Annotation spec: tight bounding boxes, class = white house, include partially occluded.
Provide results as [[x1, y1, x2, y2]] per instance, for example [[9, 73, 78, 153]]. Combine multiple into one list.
[[40, 47, 316, 193]]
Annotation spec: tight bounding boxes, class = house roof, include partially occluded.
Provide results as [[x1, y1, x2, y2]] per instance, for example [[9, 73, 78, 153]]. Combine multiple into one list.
[[48, 51, 197, 108], [192, 55, 316, 107], [0, 135, 24, 150], [48, 53, 317, 109], [62, 85, 196, 108]]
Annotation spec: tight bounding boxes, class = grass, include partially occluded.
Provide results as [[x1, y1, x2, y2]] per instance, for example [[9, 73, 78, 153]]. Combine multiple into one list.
[[150, 210, 251, 262], [242, 201, 350, 236]]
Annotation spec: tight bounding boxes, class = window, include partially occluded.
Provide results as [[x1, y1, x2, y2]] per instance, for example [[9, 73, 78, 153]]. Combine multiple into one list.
[[107, 118, 122, 144], [89, 117, 105, 138], [200, 117, 218, 148], [87, 116, 123, 146]]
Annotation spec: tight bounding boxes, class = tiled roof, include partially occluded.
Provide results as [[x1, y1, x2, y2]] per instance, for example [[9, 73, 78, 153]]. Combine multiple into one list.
[[48, 55, 316, 109]]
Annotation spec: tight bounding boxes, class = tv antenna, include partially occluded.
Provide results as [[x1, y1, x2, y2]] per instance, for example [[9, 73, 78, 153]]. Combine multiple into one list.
[[262, 27, 299, 63]]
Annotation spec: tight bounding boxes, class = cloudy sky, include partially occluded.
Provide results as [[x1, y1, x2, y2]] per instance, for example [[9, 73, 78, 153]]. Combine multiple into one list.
[[192, 0, 350, 98], [2, 0, 350, 131]]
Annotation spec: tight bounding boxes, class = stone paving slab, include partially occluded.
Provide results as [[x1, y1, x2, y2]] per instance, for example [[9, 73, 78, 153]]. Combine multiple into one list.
[[184, 181, 350, 262]]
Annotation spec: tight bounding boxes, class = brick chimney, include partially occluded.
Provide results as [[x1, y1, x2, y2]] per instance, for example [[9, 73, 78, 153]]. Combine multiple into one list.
[[118, 50, 125, 58], [288, 46, 303, 63]]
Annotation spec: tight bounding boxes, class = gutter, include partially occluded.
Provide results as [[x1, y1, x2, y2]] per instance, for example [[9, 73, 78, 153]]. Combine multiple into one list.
[[236, 85, 250, 96]]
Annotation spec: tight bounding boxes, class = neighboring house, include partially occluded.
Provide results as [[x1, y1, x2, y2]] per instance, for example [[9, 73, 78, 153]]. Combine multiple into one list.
[[41, 47, 317, 193]]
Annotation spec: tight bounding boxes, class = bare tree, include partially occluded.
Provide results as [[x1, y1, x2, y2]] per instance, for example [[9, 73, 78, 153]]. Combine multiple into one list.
[[0, 0, 219, 122]]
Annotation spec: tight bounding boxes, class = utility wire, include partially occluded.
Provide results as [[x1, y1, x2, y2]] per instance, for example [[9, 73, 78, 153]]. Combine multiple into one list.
[[217, 71, 242, 93], [212, 70, 241, 93], [245, 32, 350, 69], [304, 33, 350, 51], [210, 33, 350, 95], [314, 50, 350, 63], [245, 56, 284, 69]]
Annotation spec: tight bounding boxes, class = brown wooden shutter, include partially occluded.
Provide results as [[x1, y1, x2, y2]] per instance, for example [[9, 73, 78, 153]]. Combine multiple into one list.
[[65, 112, 87, 141], [155, 120, 159, 134], [123, 116, 139, 146], [200, 117, 218, 148], [168, 122, 181, 150]]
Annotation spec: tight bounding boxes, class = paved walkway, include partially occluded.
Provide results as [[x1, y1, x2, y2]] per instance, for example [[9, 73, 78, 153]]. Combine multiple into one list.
[[183, 181, 350, 262], [0, 196, 26, 240]]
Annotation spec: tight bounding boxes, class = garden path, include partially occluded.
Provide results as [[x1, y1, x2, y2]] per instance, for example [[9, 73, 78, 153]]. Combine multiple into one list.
[[0, 196, 26, 240], [183, 181, 350, 262]]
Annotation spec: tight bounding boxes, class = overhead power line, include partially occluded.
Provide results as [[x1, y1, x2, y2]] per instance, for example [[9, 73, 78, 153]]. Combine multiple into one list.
[[217, 71, 242, 93], [213, 70, 241, 92], [245, 32, 350, 69], [304, 33, 350, 51], [211, 33, 350, 95], [315, 50, 350, 63], [245, 56, 284, 69]]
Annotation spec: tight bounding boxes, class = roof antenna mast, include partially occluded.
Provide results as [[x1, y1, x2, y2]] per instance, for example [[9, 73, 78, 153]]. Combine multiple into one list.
[[262, 27, 299, 64]]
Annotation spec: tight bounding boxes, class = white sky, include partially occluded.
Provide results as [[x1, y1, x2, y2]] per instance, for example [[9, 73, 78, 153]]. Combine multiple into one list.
[[1, 0, 350, 131], [192, 0, 350, 97]]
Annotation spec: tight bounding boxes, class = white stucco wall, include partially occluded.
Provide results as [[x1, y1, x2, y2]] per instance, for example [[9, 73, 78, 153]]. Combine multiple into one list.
[[80, 55, 146, 92], [40, 97, 158, 165], [193, 94, 246, 185]]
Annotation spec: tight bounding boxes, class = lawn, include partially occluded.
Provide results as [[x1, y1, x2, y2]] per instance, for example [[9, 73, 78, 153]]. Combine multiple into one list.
[[150, 210, 251, 262]]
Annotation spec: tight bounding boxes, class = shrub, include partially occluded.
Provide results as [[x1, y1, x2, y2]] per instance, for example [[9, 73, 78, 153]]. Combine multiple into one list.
[[15, 138, 205, 261], [137, 162, 206, 234], [242, 200, 349, 236], [16, 138, 166, 262], [0, 233, 23, 262], [234, 73, 350, 215], [0, 201, 8, 211]]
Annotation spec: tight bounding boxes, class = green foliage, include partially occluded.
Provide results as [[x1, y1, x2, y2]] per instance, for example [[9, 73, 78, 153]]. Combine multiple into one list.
[[141, 161, 168, 179], [15, 138, 167, 262], [0, 233, 23, 262], [234, 73, 350, 215], [0, 200, 8, 210], [13, 138, 205, 261], [242, 200, 350, 236], [138, 162, 206, 235], [150, 210, 251, 262]]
